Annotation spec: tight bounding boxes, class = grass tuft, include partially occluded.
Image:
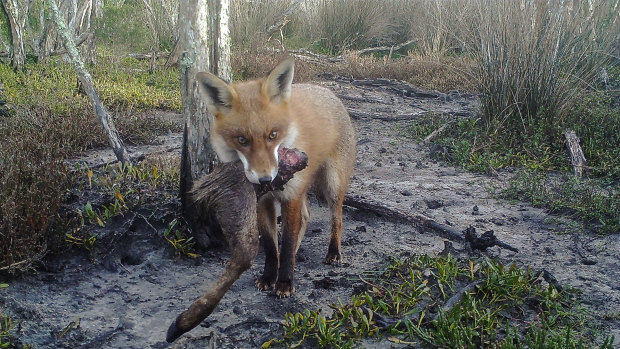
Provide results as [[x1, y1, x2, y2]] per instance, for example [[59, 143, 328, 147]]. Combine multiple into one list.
[[504, 171, 619, 233]]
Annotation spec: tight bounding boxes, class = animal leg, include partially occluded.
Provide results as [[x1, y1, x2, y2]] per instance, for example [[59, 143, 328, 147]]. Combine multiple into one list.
[[275, 194, 307, 298], [255, 195, 279, 290]]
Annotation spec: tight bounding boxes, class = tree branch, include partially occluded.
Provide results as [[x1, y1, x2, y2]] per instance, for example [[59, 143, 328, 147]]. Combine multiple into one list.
[[48, 31, 92, 57], [46, 0, 131, 164]]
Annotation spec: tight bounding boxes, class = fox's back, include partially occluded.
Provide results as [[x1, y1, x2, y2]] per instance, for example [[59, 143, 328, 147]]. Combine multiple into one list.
[[288, 84, 356, 164]]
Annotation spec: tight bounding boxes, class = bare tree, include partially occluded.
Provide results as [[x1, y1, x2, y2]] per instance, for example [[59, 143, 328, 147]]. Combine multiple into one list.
[[177, 0, 231, 243]]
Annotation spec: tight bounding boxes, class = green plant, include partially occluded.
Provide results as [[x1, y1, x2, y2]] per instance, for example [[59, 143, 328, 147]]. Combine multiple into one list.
[[0, 311, 32, 349], [273, 254, 613, 348], [504, 170, 619, 233], [163, 219, 199, 258]]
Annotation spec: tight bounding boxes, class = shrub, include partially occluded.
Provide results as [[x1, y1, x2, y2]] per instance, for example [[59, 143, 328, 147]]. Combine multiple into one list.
[[0, 107, 72, 272]]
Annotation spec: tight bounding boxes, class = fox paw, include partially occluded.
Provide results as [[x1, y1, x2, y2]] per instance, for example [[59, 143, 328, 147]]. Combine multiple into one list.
[[275, 280, 295, 298], [323, 251, 343, 264], [256, 275, 276, 291]]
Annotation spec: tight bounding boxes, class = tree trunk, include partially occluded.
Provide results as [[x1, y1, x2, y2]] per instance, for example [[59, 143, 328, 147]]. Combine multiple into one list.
[[178, 0, 231, 244], [2, 0, 26, 70], [46, 0, 131, 164]]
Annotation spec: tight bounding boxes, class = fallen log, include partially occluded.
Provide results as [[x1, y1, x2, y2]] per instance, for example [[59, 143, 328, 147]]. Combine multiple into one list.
[[124, 52, 169, 60], [344, 195, 519, 253], [353, 39, 417, 56], [48, 31, 92, 57], [344, 194, 463, 242]]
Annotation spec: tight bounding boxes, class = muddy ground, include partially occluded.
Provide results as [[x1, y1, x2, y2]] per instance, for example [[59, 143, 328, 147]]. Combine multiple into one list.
[[1, 76, 619, 348]]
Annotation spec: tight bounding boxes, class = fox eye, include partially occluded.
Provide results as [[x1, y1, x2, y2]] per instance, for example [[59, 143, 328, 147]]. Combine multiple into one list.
[[237, 136, 249, 145], [268, 131, 278, 141]]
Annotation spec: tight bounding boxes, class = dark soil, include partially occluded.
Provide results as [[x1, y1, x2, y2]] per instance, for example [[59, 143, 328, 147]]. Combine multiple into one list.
[[1, 77, 618, 348]]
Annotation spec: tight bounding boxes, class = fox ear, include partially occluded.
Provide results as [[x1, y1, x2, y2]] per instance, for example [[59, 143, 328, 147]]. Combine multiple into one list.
[[264, 58, 295, 104], [196, 72, 235, 115]]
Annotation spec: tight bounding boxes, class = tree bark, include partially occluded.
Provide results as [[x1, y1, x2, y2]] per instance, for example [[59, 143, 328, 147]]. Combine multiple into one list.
[[46, 0, 131, 164], [1, 0, 26, 70], [178, 0, 231, 243]]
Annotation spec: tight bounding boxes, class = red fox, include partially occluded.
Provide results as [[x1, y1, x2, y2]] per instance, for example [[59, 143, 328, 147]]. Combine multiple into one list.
[[196, 58, 356, 298]]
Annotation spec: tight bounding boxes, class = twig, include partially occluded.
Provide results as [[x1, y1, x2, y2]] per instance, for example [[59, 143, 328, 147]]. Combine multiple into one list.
[[431, 280, 482, 321], [536, 269, 563, 292], [360, 306, 420, 329], [79, 318, 125, 348], [423, 120, 454, 144], [358, 274, 387, 293]]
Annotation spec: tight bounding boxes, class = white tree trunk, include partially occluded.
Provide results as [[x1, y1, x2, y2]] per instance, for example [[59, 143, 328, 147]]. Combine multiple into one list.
[[215, 0, 231, 81], [2, 0, 26, 69]]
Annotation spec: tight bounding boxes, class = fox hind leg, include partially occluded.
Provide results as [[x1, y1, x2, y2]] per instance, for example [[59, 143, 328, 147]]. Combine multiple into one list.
[[321, 162, 350, 264]]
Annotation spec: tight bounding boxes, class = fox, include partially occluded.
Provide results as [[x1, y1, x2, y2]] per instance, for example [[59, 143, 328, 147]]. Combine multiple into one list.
[[196, 58, 356, 298]]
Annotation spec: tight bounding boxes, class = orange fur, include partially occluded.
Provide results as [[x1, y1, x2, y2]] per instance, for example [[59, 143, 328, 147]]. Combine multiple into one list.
[[196, 58, 356, 297]]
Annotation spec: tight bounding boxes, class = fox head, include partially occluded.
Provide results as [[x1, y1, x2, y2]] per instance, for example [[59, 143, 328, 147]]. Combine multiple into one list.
[[196, 58, 297, 184]]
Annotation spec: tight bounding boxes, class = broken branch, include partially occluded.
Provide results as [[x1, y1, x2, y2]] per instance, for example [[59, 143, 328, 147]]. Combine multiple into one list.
[[431, 280, 482, 321], [344, 194, 463, 242], [423, 120, 454, 144], [564, 129, 586, 177]]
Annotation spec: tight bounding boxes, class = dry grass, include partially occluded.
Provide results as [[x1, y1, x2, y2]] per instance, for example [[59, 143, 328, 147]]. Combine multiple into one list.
[[230, 0, 299, 48], [335, 53, 476, 92], [232, 42, 320, 82], [467, 0, 619, 131]]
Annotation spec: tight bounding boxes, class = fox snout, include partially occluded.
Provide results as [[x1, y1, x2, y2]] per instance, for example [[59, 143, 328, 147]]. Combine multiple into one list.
[[243, 165, 278, 185], [237, 148, 279, 185]]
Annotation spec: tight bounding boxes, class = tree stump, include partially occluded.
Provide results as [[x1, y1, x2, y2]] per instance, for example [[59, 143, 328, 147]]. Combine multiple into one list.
[[564, 130, 586, 177]]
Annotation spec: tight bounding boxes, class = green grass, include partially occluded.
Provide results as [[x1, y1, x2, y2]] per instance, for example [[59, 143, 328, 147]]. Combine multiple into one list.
[[1, 284, 31, 348], [267, 254, 614, 348], [503, 171, 619, 233], [1, 53, 181, 114]]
